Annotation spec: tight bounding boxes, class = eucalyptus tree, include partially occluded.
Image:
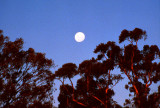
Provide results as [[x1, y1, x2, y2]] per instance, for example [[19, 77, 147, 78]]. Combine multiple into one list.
[[55, 28, 159, 108], [0, 30, 55, 108], [93, 41, 123, 108], [118, 28, 160, 108], [54, 63, 79, 107], [56, 52, 123, 107]]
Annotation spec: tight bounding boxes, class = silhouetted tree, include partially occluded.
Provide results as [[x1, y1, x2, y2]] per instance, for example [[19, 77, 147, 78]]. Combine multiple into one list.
[[58, 84, 74, 108], [118, 28, 160, 108], [55, 63, 83, 107], [55, 58, 123, 108], [56, 28, 159, 108], [0, 30, 55, 108], [93, 41, 123, 108]]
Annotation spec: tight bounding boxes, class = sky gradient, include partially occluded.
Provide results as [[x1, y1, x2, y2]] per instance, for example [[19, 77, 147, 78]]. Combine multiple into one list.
[[0, 0, 160, 106]]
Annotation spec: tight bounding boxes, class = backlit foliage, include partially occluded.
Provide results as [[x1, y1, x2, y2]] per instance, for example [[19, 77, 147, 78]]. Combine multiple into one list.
[[56, 28, 159, 108], [1, 28, 159, 108], [0, 30, 55, 108]]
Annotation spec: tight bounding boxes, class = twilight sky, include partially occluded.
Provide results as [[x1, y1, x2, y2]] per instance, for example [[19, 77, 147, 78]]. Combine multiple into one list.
[[0, 0, 160, 106]]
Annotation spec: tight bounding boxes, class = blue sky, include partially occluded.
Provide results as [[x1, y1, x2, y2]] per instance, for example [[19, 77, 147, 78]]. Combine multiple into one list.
[[0, 0, 160, 106]]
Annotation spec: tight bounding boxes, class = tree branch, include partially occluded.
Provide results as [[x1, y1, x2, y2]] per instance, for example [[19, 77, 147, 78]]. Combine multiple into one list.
[[69, 78, 87, 107], [90, 93, 105, 105], [110, 80, 119, 90], [73, 99, 87, 107], [69, 78, 74, 98], [124, 69, 139, 95], [103, 53, 108, 60]]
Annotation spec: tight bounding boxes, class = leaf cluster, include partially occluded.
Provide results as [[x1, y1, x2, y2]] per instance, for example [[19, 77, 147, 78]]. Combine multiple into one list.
[[0, 30, 55, 108]]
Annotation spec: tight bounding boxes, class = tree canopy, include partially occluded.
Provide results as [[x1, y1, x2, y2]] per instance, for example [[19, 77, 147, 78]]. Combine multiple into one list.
[[0, 30, 55, 108], [55, 28, 160, 108], [0, 28, 159, 108], [118, 28, 160, 108]]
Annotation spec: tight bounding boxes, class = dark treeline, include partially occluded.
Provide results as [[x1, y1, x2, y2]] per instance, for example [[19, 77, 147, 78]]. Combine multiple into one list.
[[0, 28, 160, 108]]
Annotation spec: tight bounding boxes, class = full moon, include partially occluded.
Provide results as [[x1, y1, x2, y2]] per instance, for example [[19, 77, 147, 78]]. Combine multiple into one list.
[[75, 32, 85, 42]]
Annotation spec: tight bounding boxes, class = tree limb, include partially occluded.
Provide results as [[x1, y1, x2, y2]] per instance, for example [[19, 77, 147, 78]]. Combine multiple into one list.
[[73, 99, 87, 107], [90, 93, 105, 105]]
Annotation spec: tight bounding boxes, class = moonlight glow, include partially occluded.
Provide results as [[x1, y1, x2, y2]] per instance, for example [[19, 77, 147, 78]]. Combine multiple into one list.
[[75, 32, 85, 42]]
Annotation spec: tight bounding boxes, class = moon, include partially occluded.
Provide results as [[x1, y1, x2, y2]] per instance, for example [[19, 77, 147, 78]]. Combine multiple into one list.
[[75, 32, 85, 42]]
